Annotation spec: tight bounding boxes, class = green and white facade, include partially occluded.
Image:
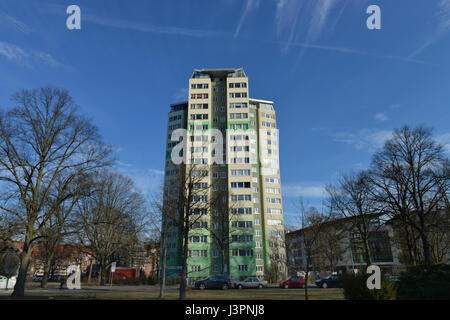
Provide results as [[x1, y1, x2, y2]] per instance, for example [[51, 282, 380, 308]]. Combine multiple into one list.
[[163, 68, 286, 281]]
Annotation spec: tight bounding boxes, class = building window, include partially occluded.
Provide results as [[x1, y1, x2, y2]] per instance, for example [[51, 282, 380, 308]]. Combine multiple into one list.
[[231, 208, 252, 215], [238, 265, 248, 272], [267, 219, 282, 226], [231, 194, 251, 202], [267, 208, 282, 215], [189, 236, 208, 243], [191, 265, 201, 272], [231, 182, 251, 189], [232, 250, 253, 257], [229, 123, 249, 130], [231, 169, 251, 176], [188, 250, 208, 257], [232, 235, 253, 243], [266, 198, 281, 204], [229, 103, 248, 109], [231, 221, 253, 228]]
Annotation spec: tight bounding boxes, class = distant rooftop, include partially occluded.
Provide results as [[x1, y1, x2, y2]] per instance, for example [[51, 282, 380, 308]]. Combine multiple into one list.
[[191, 68, 247, 79]]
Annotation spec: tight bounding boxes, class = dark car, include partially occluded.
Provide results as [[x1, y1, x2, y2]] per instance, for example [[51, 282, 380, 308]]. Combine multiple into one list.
[[280, 276, 306, 289], [48, 275, 62, 282], [195, 275, 235, 290], [31, 275, 61, 282], [315, 275, 342, 288]]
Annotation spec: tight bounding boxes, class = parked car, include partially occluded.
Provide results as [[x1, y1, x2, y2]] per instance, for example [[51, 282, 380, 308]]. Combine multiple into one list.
[[0, 276, 16, 289], [316, 275, 342, 288], [280, 276, 306, 289], [235, 277, 268, 289], [31, 275, 61, 282], [195, 275, 235, 290], [48, 276, 62, 282]]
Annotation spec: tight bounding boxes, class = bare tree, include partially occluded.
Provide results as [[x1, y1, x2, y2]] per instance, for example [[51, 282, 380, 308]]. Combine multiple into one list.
[[0, 87, 112, 296], [171, 163, 211, 300], [76, 171, 147, 285], [313, 217, 347, 272], [37, 174, 87, 288], [148, 187, 167, 297], [368, 126, 449, 264], [326, 171, 383, 267], [297, 202, 328, 300], [207, 189, 239, 276]]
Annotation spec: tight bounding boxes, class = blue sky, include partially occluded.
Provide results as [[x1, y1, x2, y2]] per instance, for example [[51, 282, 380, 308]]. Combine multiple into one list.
[[1, 0, 449, 226]]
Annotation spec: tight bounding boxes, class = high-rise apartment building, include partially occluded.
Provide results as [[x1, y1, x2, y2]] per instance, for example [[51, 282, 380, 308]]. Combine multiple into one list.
[[162, 68, 286, 281]]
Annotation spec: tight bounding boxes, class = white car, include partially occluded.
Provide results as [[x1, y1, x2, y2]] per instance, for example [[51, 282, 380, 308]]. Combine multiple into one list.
[[0, 276, 16, 289], [235, 277, 268, 289]]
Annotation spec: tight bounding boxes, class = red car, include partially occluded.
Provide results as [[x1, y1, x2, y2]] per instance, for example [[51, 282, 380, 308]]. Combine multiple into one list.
[[280, 276, 306, 289]]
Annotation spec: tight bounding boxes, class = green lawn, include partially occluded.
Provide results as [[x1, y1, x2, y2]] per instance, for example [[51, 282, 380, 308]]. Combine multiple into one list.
[[0, 287, 344, 300]]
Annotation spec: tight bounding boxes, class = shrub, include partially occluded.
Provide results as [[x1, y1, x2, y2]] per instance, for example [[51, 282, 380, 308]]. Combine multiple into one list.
[[165, 276, 181, 285], [396, 264, 450, 300], [146, 275, 158, 285], [342, 272, 397, 300]]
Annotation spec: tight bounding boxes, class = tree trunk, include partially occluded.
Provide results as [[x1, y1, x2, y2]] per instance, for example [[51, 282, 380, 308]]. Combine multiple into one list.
[[420, 233, 432, 264], [40, 264, 51, 288], [304, 254, 310, 301], [11, 249, 32, 297], [99, 262, 108, 286], [87, 261, 93, 284], [363, 237, 372, 267], [179, 229, 189, 300], [159, 215, 168, 298], [159, 248, 166, 298], [41, 249, 56, 288], [221, 248, 225, 274]]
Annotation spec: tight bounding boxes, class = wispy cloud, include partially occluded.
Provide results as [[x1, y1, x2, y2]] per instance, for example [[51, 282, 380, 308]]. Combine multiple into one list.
[[115, 161, 164, 196], [409, 0, 450, 57], [374, 112, 389, 122], [0, 12, 31, 34], [0, 41, 68, 68], [279, 40, 435, 65], [234, 0, 260, 38], [333, 128, 393, 152], [274, 0, 307, 52], [272, 1, 430, 65], [283, 183, 325, 198], [84, 13, 228, 38], [274, 0, 347, 53], [0, 41, 28, 62]]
